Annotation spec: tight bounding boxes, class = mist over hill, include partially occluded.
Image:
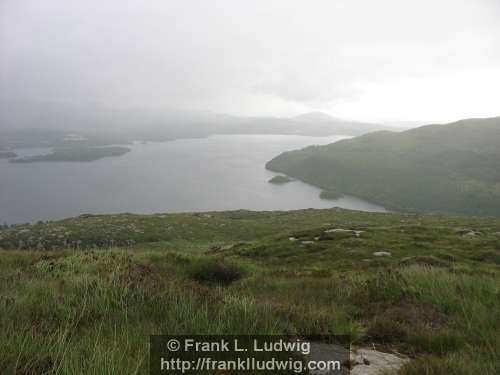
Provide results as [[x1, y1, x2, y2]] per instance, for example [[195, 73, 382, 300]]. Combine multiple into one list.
[[266, 116, 500, 217], [0, 100, 393, 150]]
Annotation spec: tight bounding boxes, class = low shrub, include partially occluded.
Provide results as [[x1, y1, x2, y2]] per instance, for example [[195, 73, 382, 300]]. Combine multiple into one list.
[[367, 316, 407, 342], [471, 250, 500, 264], [366, 302, 445, 346], [188, 258, 246, 285]]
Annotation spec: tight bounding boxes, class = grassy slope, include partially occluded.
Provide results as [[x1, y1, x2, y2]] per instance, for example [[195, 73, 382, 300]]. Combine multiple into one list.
[[266, 117, 500, 217], [1, 208, 500, 374]]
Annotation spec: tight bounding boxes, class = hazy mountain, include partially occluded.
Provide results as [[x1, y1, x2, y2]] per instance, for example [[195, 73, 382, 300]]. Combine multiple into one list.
[[266, 116, 500, 216], [293, 111, 393, 135], [294, 111, 338, 122], [0, 101, 394, 149]]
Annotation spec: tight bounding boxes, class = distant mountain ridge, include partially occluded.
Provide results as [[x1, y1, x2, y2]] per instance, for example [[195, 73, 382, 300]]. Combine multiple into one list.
[[0, 100, 394, 149], [294, 111, 341, 122], [266, 116, 500, 216], [293, 111, 388, 136]]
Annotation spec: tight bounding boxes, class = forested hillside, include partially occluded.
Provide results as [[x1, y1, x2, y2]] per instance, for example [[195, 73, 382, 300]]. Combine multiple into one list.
[[266, 117, 500, 216]]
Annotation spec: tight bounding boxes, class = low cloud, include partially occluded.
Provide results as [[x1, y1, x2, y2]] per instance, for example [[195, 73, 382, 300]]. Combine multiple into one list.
[[1, 0, 499, 121]]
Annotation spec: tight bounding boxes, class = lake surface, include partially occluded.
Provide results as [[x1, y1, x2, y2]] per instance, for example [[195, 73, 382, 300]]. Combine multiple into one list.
[[0, 135, 385, 223]]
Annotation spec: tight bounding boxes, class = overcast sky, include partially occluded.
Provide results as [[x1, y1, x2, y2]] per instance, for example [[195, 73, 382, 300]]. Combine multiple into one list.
[[1, 0, 499, 122]]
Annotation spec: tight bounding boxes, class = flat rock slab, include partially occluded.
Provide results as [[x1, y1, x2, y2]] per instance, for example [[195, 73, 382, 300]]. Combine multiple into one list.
[[308, 342, 408, 375], [373, 251, 391, 257], [324, 228, 364, 237], [351, 347, 409, 375]]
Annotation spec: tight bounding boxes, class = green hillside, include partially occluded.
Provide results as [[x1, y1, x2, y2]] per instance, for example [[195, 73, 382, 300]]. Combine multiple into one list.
[[266, 117, 500, 216], [1, 208, 500, 374]]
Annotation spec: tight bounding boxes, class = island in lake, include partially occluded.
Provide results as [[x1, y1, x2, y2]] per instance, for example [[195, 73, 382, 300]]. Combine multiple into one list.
[[319, 190, 343, 200], [10, 146, 130, 163], [268, 175, 293, 184]]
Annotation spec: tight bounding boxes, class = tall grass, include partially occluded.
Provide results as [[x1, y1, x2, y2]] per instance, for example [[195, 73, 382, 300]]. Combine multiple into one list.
[[1, 250, 499, 374]]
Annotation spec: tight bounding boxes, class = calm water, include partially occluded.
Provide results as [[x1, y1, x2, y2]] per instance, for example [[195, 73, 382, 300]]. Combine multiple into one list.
[[0, 135, 385, 223]]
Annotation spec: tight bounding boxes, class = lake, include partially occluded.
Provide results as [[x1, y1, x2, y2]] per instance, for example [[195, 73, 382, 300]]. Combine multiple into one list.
[[0, 134, 386, 224]]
